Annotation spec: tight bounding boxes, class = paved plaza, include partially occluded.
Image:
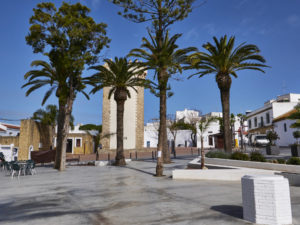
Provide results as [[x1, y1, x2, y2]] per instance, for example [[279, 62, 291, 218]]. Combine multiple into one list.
[[1, 157, 300, 225]]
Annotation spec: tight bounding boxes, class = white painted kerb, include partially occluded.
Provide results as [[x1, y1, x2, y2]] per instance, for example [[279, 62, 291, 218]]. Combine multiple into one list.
[[242, 175, 292, 225]]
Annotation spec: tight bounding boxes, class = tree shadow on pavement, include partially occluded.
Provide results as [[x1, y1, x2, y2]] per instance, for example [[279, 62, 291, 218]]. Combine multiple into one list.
[[125, 166, 156, 176], [211, 205, 243, 219]]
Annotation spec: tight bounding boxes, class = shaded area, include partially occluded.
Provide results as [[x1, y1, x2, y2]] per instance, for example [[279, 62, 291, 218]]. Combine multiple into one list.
[[211, 205, 243, 219], [125, 165, 156, 176]]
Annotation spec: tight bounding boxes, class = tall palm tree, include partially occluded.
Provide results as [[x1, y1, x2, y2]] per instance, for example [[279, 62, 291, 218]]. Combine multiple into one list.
[[22, 60, 88, 171], [88, 57, 148, 166], [129, 31, 197, 176], [198, 116, 217, 169], [188, 35, 268, 153]]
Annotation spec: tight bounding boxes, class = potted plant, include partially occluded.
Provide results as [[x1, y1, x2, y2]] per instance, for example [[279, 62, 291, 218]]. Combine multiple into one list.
[[266, 130, 280, 155], [291, 130, 300, 157]]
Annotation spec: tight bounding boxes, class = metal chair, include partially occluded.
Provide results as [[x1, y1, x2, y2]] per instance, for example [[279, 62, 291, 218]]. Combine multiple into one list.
[[4, 162, 12, 176], [11, 163, 21, 178], [26, 160, 36, 175]]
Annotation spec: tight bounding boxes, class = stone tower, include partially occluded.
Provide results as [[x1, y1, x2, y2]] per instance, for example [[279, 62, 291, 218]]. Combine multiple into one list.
[[101, 72, 146, 151]]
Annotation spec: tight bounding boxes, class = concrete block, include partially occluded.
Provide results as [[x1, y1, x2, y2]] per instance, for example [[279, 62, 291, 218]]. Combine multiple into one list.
[[242, 175, 292, 225]]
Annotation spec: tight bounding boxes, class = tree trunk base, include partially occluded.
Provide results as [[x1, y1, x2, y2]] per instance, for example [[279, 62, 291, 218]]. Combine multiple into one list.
[[114, 158, 126, 166], [155, 164, 164, 176], [163, 159, 172, 164], [201, 166, 208, 170]]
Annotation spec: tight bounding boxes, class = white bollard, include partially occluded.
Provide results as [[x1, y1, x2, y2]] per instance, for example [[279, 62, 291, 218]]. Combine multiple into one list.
[[242, 175, 292, 225]]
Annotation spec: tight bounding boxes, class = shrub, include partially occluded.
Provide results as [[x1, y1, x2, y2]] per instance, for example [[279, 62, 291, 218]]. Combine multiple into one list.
[[250, 151, 266, 162], [266, 130, 279, 145], [205, 150, 229, 159], [277, 158, 286, 164], [293, 131, 300, 144], [230, 151, 249, 161], [286, 157, 300, 165]]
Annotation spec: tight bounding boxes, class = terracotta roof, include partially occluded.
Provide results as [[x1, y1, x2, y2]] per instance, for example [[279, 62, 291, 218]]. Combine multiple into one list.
[[0, 128, 5, 132], [273, 109, 297, 123], [2, 124, 20, 129]]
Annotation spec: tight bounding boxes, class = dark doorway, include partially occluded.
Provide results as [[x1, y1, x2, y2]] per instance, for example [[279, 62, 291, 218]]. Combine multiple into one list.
[[209, 136, 213, 146], [66, 139, 73, 153]]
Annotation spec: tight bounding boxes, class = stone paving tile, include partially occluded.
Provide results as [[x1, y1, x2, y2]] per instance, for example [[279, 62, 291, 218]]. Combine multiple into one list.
[[0, 158, 299, 225]]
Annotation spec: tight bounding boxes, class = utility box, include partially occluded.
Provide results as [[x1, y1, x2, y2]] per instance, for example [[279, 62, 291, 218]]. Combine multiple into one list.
[[242, 175, 292, 225]]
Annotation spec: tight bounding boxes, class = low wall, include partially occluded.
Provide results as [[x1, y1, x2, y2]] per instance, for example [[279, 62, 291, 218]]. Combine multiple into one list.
[[203, 158, 300, 174], [0, 136, 19, 147]]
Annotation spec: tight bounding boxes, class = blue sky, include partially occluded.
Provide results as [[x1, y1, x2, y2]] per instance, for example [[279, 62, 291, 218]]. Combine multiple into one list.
[[1, 0, 300, 125]]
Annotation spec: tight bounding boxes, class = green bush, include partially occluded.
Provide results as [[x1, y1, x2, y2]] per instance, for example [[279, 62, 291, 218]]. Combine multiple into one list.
[[230, 151, 249, 161], [250, 151, 266, 162], [277, 158, 286, 164], [205, 150, 229, 159], [286, 157, 300, 165]]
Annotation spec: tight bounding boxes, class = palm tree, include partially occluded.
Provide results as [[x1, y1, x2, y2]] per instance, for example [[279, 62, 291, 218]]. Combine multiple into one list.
[[22, 60, 88, 171], [129, 31, 197, 176], [32, 104, 74, 149], [88, 57, 148, 166], [198, 116, 217, 169], [188, 35, 268, 153]]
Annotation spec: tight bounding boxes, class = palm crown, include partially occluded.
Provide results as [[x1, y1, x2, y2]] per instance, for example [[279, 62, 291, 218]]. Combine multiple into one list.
[[188, 35, 268, 78], [129, 31, 197, 80], [22, 60, 89, 105], [88, 57, 149, 98]]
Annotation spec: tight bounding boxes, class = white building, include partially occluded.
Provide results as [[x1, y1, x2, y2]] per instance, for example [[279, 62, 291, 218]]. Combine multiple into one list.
[[176, 108, 201, 123], [0, 123, 20, 136], [273, 109, 299, 147], [144, 110, 249, 149], [144, 121, 193, 148], [246, 93, 300, 134]]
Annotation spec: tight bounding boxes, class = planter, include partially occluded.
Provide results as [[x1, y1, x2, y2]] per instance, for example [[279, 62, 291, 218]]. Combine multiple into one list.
[[266, 145, 280, 155], [291, 145, 300, 157]]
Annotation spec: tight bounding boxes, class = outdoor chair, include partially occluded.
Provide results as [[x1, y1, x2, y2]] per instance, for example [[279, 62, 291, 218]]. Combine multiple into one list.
[[11, 163, 21, 178], [4, 162, 12, 176], [26, 160, 36, 175]]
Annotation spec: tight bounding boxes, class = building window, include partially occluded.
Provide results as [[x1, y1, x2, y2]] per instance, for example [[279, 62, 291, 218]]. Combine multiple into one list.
[[266, 113, 270, 124], [284, 123, 287, 132], [147, 141, 150, 148], [75, 138, 82, 147], [248, 120, 252, 129], [254, 117, 257, 127], [260, 117, 264, 127]]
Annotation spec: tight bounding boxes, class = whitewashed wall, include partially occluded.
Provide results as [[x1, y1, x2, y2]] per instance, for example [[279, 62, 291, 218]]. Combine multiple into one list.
[[144, 122, 193, 148], [274, 119, 298, 147]]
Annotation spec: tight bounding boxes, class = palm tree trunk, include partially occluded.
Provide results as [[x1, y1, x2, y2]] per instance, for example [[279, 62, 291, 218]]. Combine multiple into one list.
[[200, 136, 205, 169], [220, 89, 232, 153], [240, 124, 244, 150], [54, 97, 73, 171], [114, 89, 126, 166]]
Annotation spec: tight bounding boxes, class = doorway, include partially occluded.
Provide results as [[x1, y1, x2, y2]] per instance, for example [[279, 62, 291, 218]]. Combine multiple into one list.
[[66, 139, 73, 153]]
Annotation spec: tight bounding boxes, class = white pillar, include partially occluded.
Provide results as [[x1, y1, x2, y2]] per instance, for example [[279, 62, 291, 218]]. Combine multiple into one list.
[[242, 175, 292, 225]]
